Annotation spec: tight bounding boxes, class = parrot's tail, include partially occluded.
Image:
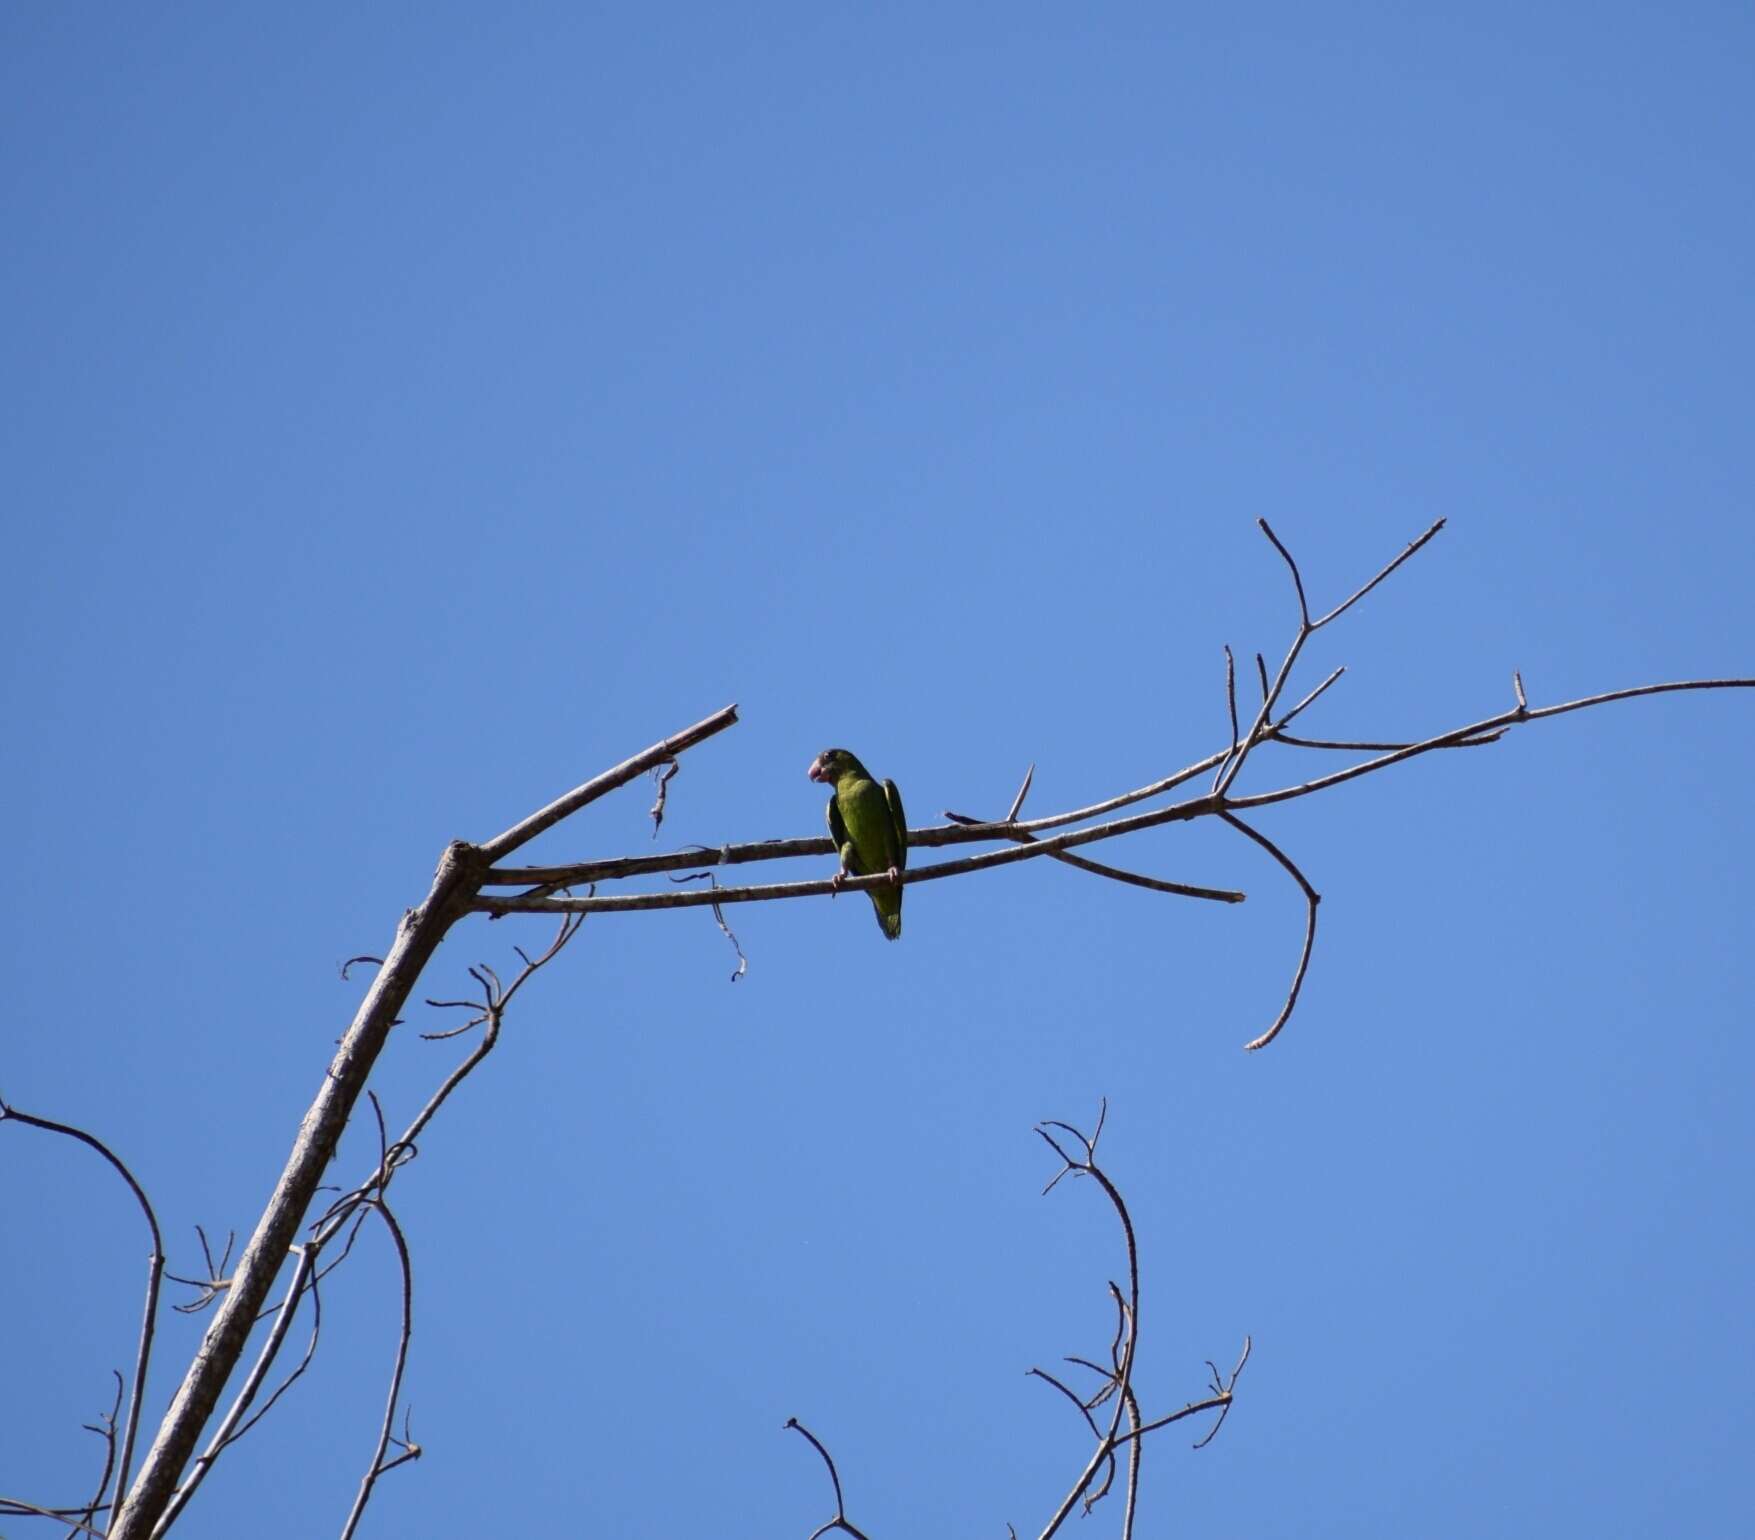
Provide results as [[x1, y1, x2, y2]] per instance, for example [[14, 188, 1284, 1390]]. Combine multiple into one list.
[[869, 888, 903, 941]]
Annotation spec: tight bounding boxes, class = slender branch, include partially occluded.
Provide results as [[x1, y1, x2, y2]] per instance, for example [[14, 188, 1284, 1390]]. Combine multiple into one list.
[[1213, 645, 1241, 792], [1217, 519, 1446, 799], [1120, 1378, 1142, 1540], [479, 678, 1755, 923], [1036, 1103, 1148, 1540], [1117, 1336, 1252, 1448], [1028, 1107, 1249, 1538], [480, 745, 1238, 889], [1231, 679, 1755, 812], [784, 1419, 872, 1540], [1315, 518, 1446, 627], [1276, 666, 1346, 731], [0, 1495, 109, 1536], [1273, 729, 1504, 752], [77, 1372, 124, 1540], [339, 1199, 416, 1540], [0, 1102, 164, 1521], [478, 704, 738, 864], [1219, 813, 1321, 1052], [472, 793, 1225, 916], [943, 811, 1245, 904]]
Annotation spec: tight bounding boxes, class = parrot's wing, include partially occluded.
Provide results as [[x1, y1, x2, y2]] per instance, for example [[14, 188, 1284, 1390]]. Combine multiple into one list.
[[883, 779, 907, 871], [826, 793, 850, 853]]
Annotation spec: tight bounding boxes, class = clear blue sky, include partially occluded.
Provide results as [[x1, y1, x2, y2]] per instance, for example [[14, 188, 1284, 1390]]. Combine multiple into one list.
[[4, 6, 1752, 1536]]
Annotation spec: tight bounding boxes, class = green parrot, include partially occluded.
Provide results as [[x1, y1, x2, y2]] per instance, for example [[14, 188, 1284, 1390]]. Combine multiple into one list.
[[807, 747, 907, 940]]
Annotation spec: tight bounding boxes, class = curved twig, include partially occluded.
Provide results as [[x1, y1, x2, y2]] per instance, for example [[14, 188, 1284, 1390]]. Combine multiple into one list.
[[1218, 813, 1321, 1052], [784, 1419, 872, 1540], [339, 1198, 416, 1540], [944, 810, 1245, 904], [0, 1101, 164, 1520]]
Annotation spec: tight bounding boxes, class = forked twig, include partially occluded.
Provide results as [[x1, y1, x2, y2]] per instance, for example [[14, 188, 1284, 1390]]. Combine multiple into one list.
[[1029, 1104, 1247, 1540], [784, 1419, 873, 1540], [338, 1197, 417, 1540], [0, 1101, 164, 1521]]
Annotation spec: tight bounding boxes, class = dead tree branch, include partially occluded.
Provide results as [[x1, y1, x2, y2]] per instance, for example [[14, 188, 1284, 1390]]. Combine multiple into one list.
[[467, 526, 1750, 1056], [104, 708, 738, 1540], [785, 1106, 1246, 1540], [1029, 1105, 1248, 1540]]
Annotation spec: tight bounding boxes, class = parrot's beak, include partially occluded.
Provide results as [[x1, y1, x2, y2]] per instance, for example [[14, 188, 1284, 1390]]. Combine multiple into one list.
[[807, 754, 827, 782]]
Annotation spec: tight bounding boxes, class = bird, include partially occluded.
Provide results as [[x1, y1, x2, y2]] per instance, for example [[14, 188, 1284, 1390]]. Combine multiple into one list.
[[806, 747, 907, 939]]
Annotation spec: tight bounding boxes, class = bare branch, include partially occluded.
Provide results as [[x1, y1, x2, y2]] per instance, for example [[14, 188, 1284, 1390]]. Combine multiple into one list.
[[1312, 518, 1446, 628], [151, 1246, 319, 1536], [1117, 1336, 1253, 1448], [114, 707, 726, 1540], [76, 1371, 124, 1540], [944, 810, 1245, 904], [339, 1199, 416, 1540], [1258, 517, 1311, 627], [1027, 1367, 1105, 1440], [0, 1100, 165, 1520], [1213, 644, 1241, 792], [1231, 679, 1755, 812], [0, 1494, 109, 1536], [1218, 520, 1445, 799], [1276, 665, 1346, 732], [784, 1419, 872, 1540], [478, 704, 737, 864], [1272, 729, 1504, 752], [1219, 814, 1321, 1052]]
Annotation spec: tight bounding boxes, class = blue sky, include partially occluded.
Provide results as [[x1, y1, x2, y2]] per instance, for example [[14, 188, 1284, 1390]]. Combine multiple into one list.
[[3, 5, 1752, 1535]]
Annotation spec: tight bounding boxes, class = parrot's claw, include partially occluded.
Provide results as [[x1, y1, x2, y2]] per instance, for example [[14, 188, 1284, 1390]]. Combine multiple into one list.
[[829, 870, 848, 898], [885, 865, 900, 887]]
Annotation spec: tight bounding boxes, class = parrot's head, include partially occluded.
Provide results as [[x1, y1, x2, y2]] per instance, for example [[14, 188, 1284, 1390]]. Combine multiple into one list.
[[808, 748, 856, 784]]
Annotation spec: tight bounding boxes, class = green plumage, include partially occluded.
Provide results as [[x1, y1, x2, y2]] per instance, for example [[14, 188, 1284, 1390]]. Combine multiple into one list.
[[807, 747, 907, 940]]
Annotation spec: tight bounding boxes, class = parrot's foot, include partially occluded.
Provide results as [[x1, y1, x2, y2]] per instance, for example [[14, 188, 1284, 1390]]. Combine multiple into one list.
[[885, 865, 900, 887], [829, 870, 849, 898]]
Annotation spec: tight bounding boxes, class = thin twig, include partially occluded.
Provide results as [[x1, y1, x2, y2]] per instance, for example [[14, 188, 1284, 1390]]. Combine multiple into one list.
[[1213, 645, 1241, 792], [672, 872, 749, 979], [1272, 729, 1503, 752], [0, 1102, 165, 1520], [339, 1199, 416, 1540], [944, 810, 1245, 904], [0, 1495, 109, 1536], [1232, 679, 1755, 812], [1217, 519, 1446, 799], [478, 705, 738, 865], [784, 1419, 872, 1540], [77, 1371, 124, 1540], [1219, 813, 1321, 1051]]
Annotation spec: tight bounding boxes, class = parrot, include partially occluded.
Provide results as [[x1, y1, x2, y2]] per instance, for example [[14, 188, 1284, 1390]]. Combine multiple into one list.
[[806, 747, 907, 940]]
